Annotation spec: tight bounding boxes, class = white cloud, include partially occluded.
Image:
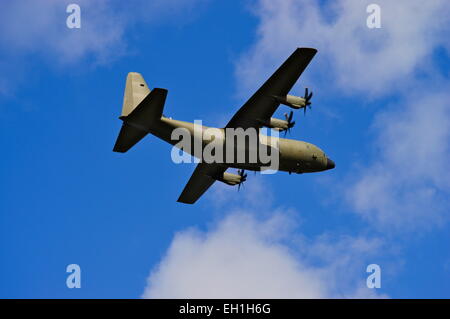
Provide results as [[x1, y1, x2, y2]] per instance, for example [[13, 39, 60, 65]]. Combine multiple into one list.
[[0, 0, 127, 64], [142, 212, 387, 298], [236, 0, 450, 97], [143, 178, 387, 299], [0, 0, 206, 64], [347, 88, 450, 230], [143, 213, 324, 298], [0, 0, 205, 94]]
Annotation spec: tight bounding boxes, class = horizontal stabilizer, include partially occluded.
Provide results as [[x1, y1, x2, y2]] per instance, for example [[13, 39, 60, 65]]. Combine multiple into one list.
[[112, 124, 147, 153], [124, 88, 167, 127], [113, 88, 168, 153]]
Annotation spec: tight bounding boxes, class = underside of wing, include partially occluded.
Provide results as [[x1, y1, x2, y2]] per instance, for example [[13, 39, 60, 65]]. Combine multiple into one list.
[[177, 163, 227, 204], [226, 47, 317, 129]]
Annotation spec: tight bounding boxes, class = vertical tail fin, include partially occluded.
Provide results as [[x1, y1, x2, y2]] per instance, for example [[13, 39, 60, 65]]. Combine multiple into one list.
[[121, 72, 150, 118]]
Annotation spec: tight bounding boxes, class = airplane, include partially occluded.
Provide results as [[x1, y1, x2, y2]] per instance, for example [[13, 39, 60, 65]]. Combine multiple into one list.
[[113, 47, 335, 204]]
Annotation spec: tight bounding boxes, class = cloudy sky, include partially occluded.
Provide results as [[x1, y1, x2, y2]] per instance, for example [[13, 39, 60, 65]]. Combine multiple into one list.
[[1, 0, 449, 298]]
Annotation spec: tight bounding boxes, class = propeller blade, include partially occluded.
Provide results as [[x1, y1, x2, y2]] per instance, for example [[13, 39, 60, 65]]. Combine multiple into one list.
[[237, 169, 247, 191], [302, 87, 313, 114], [283, 111, 295, 134]]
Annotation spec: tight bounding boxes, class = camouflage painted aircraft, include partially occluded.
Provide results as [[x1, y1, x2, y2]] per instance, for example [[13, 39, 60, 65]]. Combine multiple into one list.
[[113, 48, 335, 204]]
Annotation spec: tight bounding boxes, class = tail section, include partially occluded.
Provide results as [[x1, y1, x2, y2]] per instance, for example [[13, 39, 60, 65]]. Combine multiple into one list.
[[121, 72, 150, 118], [113, 72, 167, 153]]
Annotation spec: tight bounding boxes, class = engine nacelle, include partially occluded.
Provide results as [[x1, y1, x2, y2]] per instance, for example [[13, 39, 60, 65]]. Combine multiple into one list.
[[273, 94, 306, 109], [267, 117, 289, 131], [216, 172, 244, 186]]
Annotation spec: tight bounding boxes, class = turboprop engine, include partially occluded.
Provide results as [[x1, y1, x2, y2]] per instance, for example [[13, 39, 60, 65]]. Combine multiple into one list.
[[267, 117, 289, 132], [260, 111, 296, 135], [215, 170, 247, 189], [274, 94, 306, 109], [273, 88, 313, 115]]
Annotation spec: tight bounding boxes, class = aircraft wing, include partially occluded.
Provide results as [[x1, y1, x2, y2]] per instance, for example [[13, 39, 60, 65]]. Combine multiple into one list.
[[226, 48, 317, 129], [178, 48, 316, 204], [177, 163, 227, 204]]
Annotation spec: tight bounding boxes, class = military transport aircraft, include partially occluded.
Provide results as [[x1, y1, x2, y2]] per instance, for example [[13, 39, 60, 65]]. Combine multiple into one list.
[[113, 48, 335, 204]]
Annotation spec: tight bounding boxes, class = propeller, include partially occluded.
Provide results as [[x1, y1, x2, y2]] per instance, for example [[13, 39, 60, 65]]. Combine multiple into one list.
[[302, 87, 313, 115], [237, 169, 247, 191], [283, 110, 296, 136]]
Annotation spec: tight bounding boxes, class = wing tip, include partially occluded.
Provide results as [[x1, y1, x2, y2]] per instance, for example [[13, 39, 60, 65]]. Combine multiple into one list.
[[112, 146, 127, 153], [177, 197, 195, 204], [297, 47, 318, 54]]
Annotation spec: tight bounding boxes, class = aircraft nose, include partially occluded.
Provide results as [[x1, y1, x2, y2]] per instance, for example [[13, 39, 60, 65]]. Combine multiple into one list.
[[326, 157, 335, 170]]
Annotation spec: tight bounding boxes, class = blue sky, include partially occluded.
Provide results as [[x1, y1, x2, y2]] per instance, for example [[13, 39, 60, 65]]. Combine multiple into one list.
[[1, 0, 450, 298]]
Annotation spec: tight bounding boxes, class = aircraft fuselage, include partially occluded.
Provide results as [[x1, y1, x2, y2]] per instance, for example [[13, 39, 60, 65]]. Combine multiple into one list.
[[147, 117, 335, 174]]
